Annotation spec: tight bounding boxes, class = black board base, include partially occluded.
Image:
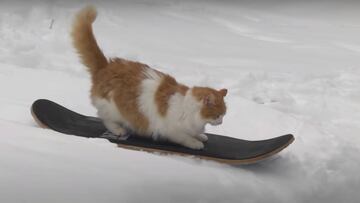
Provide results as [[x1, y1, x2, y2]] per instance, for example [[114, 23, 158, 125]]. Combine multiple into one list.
[[31, 99, 294, 164]]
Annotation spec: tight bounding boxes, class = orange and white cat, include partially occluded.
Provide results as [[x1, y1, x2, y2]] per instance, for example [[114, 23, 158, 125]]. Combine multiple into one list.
[[71, 6, 227, 149]]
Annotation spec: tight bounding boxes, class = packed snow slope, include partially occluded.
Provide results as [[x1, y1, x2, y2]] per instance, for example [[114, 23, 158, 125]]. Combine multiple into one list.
[[1, 0, 360, 202]]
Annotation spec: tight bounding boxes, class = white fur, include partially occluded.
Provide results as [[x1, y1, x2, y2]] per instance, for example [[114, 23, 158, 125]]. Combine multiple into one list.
[[142, 67, 162, 80], [91, 95, 130, 136], [209, 114, 224, 125]]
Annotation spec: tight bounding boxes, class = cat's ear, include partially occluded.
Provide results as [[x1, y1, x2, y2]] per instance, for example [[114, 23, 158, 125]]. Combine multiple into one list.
[[219, 88, 227, 97], [204, 93, 216, 106]]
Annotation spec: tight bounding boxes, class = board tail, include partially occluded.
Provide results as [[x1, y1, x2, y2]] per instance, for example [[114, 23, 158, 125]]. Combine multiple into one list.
[[71, 6, 108, 75]]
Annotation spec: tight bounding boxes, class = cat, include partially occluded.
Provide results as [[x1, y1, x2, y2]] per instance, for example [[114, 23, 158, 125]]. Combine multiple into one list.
[[71, 6, 227, 149]]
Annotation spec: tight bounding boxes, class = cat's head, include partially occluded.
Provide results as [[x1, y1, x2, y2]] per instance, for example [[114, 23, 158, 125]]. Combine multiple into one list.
[[192, 87, 227, 125]]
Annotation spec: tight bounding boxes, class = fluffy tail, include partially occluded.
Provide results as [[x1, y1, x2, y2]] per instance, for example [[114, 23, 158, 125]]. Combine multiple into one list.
[[71, 6, 108, 74]]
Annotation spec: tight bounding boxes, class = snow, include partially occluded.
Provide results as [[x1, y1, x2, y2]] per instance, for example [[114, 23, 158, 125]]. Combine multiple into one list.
[[1, 0, 360, 202]]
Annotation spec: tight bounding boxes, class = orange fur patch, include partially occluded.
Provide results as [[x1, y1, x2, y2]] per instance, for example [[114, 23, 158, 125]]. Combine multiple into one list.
[[155, 75, 189, 116], [71, 5, 108, 76], [192, 87, 227, 119]]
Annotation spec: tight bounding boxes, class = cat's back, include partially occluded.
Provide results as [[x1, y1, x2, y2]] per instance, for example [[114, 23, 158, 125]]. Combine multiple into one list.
[[97, 58, 147, 82], [91, 58, 148, 97]]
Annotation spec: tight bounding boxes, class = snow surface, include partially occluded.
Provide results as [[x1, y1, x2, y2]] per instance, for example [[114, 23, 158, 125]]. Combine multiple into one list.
[[1, 0, 360, 202]]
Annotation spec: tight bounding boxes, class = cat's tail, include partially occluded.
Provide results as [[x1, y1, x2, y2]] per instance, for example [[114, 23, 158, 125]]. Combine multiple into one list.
[[71, 6, 108, 75]]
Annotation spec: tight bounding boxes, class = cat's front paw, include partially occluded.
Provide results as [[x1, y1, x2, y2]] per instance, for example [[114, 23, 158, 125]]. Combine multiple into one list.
[[195, 133, 208, 142], [183, 138, 204, 150]]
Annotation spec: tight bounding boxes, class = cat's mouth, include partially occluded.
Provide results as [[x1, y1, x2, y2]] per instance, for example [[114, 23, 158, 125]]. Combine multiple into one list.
[[209, 115, 224, 126]]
